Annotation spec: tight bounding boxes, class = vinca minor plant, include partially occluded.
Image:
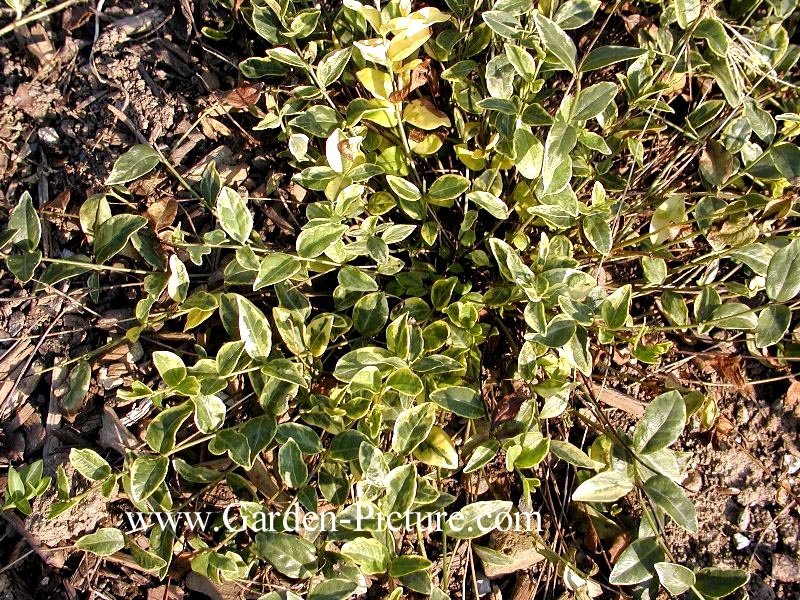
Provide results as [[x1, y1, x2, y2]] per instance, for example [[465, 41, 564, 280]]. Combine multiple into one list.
[[2, 0, 799, 597]]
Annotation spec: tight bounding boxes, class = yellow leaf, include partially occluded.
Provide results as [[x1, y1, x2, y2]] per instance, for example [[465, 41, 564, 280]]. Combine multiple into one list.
[[455, 145, 487, 170], [492, 154, 515, 170], [360, 99, 400, 128], [384, 7, 451, 35], [413, 426, 458, 469], [649, 194, 686, 245], [410, 132, 444, 155], [387, 27, 432, 63], [403, 99, 450, 130], [354, 39, 388, 66], [356, 68, 394, 100]]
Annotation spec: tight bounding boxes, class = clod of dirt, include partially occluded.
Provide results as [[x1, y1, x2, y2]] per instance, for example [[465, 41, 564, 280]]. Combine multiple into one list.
[[26, 466, 108, 549], [772, 554, 800, 584], [482, 529, 544, 578]]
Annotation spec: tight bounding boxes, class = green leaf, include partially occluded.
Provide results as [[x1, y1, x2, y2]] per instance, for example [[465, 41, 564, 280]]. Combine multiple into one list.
[[278, 438, 308, 488], [661, 290, 689, 328], [766, 239, 800, 301], [173, 458, 220, 484], [505, 45, 538, 80], [533, 315, 576, 348], [75, 528, 125, 556], [307, 579, 358, 600], [334, 347, 401, 381], [693, 567, 749, 598], [431, 277, 458, 311], [565, 327, 592, 376], [428, 174, 470, 203], [381, 463, 417, 516], [216, 187, 253, 243], [386, 175, 422, 202], [513, 129, 544, 179], [145, 402, 193, 454], [572, 82, 617, 121], [153, 351, 187, 388], [555, 0, 601, 29], [550, 440, 605, 470], [338, 265, 378, 292], [265, 47, 307, 69], [341, 537, 389, 575], [8, 191, 41, 251], [482, 10, 520, 39], [572, 470, 635, 502], [352, 292, 389, 336], [237, 296, 272, 360], [94, 214, 147, 264], [275, 423, 323, 454], [167, 255, 189, 303], [633, 390, 686, 454], [191, 394, 226, 433], [386, 368, 424, 396], [105, 145, 160, 185], [643, 475, 698, 533], [743, 97, 775, 143], [389, 555, 433, 577], [601, 285, 632, 329], [289, 105, 340, 137], [413, 426, 458, 469], [710, 303, 757, 330], [37, 255, 93, 288], [674, 0, 701, 29], [61, 360, 92, 414], [655, 562, 696, 595], [254, 253, 301, 289], [755, 304, 791, 348], [466, 191, 509, 220], [608, 538, 663, 584], [392, 402, 436, 455], [581, 46, 646, 72], [70, 448, 112, 481], [296, 222, 348, 258], [583, 215, 612, 255], [8, 251, 41, 283], [430, 386, 484, 419], [464, 440, 500, 475], [444, 500, 513, 539], [533, 12, 577, 73], [330, 429, 371, 462], [305, 314, 334, 357], [255, 531, 317, 579], [317, 48, 352, 88], [130, 455, 168, 502], [128, 539, 168, 571]]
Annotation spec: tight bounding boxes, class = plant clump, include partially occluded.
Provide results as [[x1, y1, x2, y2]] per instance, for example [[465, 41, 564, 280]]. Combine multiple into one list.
[[2, 0, 799, 598]]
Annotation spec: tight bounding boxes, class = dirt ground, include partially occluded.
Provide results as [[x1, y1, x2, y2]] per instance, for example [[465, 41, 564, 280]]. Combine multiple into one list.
[[0, 1, 798, 599]]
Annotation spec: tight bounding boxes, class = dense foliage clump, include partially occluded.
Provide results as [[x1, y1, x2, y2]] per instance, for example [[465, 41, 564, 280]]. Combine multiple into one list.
[[2, 0, 799, 598]]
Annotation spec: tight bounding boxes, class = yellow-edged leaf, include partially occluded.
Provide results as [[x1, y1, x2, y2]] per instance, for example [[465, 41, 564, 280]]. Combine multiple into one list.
[[403, 99, 451, 130]]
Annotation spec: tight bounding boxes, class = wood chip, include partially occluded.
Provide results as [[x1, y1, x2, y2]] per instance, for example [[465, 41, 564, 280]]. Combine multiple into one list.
[[590, 383, 645, 417]]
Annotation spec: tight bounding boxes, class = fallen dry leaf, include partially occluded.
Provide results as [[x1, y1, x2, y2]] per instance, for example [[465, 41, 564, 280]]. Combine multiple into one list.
[[146, 197, 178, 231]]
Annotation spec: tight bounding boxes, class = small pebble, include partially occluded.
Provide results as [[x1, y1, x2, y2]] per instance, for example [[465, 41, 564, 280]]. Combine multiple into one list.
[[37, 126, 59, 146], [733, 533, 750, 549], [784, 454, 800, 475]]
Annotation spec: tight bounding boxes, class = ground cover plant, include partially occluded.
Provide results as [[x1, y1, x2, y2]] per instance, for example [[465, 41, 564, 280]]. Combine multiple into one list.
[[0, 0, 799, 598]]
